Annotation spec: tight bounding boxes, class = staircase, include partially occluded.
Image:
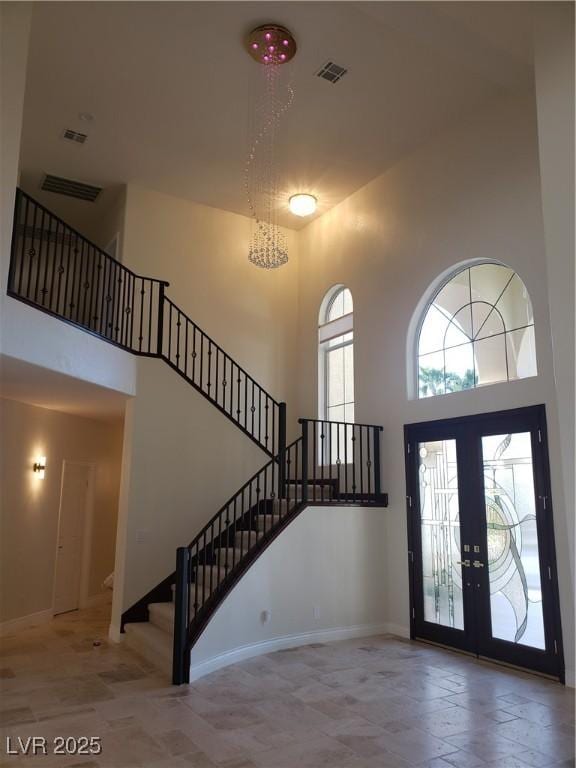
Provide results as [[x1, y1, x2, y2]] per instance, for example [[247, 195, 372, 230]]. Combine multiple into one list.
[[7, 189, 387, 684], [124, 477, 331, 678]]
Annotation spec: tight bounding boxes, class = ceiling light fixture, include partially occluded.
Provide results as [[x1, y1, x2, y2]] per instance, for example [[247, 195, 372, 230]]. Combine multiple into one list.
[[244, 24, 296, 269], [289, 194, 317, 217]]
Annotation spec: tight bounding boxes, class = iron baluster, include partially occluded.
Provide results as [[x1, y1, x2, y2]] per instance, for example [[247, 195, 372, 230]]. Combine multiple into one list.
[[172, 546, 190, 685], [192, 325, 197, 383], [34, 206, 45, 304], [200, 332, 204, 393], [48, 217, 59, 314], [40, 211, 50, 307]]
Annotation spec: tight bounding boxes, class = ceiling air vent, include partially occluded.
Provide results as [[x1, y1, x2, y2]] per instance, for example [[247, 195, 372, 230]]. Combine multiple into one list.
[[316, 61, 348, 84], [62, 128, 88, 145], [41, 174, 102, 202]]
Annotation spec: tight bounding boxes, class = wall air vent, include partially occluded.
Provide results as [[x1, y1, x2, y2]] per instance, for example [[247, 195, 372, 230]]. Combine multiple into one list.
[[62, 128, 88, 144], [316, 61, 348, 84], [40, 174, 102, 202]]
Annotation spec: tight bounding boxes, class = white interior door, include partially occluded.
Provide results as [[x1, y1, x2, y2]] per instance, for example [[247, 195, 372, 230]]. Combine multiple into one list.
[[53, 462, 91, 615]]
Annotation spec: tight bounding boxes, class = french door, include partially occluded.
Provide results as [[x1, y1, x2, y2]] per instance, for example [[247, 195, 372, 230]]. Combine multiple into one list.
[[405, 405, 564, 680]]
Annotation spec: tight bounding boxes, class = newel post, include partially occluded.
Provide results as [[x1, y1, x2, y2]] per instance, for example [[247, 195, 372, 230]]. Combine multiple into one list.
[[300, 419, 309, 503], [278, 402, 287, 499], [373, 427, 383, 501], [7, 188, 22, 295], [157, 282, 166, 357], [172, 547, 190, 685]]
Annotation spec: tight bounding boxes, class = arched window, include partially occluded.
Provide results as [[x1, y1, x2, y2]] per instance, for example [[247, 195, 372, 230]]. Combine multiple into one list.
[[417, 263, 537, 398], [319, 286, 354, 423]]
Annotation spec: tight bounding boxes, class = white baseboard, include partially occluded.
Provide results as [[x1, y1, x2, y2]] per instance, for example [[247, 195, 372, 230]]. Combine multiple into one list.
[[0, 608, 53, 637], [565, 666, 575, 688], [189, 622, 389, 681], [384, 622, 410, 639]]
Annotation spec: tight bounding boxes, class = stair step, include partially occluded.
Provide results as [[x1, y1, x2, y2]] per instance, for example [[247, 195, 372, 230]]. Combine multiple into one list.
[[213, 547, 244, 568], [124, 621, 172, 677], [236, 530, 259, 548], [254, 514, 278, 532], [148, 602, 175, 634], [170, 582, 212, 608], [195, 564, 228, 586]]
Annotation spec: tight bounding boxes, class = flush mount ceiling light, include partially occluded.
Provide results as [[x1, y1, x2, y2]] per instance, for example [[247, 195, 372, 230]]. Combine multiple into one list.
[[244, 25, 296, 269], [289, 194, 317, 217]]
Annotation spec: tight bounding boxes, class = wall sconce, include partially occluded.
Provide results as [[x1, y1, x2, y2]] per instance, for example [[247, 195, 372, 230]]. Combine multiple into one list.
[[33, 457, 46, 479]]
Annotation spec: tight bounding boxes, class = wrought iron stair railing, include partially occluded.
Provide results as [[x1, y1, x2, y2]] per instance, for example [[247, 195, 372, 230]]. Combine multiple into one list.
[[8, 188, 283, 456], [172, 418, 386, 684], [7, 189, 388, 687]]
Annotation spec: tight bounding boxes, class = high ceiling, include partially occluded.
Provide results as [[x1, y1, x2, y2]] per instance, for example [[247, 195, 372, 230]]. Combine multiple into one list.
[[19, 2, 535, 233]]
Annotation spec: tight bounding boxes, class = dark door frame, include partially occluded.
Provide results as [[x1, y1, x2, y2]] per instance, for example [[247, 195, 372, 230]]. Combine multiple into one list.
[[404, 404, 565, 682]]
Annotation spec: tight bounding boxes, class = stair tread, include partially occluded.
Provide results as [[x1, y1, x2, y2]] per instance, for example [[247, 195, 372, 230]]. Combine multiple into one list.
[[125, 620, 171, 642], [148, 602, 174, 634], [149, 601, 174, 618], [124, 621, 173, 672]]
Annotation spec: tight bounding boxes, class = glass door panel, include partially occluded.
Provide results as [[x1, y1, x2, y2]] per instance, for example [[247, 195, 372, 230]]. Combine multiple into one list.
[[406, 406, 564, 680], [482, 432, 545, 650], [418, 439, 464, 630]]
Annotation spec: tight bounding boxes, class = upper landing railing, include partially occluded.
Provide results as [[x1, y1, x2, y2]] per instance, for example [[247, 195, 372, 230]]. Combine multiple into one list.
[[8, 189, 283, 456]]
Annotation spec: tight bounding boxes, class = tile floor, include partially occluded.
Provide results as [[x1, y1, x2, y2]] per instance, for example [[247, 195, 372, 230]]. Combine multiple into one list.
[[0, 601, 574, 767]]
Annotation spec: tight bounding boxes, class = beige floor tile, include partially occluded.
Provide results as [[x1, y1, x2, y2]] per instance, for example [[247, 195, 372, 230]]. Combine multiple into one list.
[[0, 600, 573, 768]]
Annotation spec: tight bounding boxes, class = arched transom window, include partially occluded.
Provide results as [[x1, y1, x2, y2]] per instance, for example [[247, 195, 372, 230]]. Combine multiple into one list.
[[418, 263, 537, 398], [319, 286, 354, 422]]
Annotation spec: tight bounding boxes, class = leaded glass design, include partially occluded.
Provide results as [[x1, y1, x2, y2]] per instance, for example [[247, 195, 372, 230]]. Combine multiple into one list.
[[418, 264, 537, 398], [418, 439, 464, 629], [482, 432, 545, 649]]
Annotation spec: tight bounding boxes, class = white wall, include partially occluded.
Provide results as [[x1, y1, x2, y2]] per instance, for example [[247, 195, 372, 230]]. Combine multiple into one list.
[[122, 185, 299, 414], [294, 92, 574, 679], [0, 398, 123, 625], [0, 302, 137, 397], [110, 187, 301, 637], [190, 504, 388, 680], [534, 3, 575, 602]]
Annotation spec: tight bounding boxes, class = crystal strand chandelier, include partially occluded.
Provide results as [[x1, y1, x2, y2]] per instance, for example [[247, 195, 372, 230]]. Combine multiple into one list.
[[244, 25, 296, 269]]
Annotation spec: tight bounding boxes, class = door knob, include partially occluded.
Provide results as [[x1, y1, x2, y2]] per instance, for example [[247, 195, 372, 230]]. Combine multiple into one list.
[[473, 560, 484, 568], [457, 559, 471, 567]]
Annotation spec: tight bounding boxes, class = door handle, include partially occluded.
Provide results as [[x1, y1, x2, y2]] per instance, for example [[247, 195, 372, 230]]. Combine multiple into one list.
[[457, 559, 471, 567], [473, 560, 485, 568]]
